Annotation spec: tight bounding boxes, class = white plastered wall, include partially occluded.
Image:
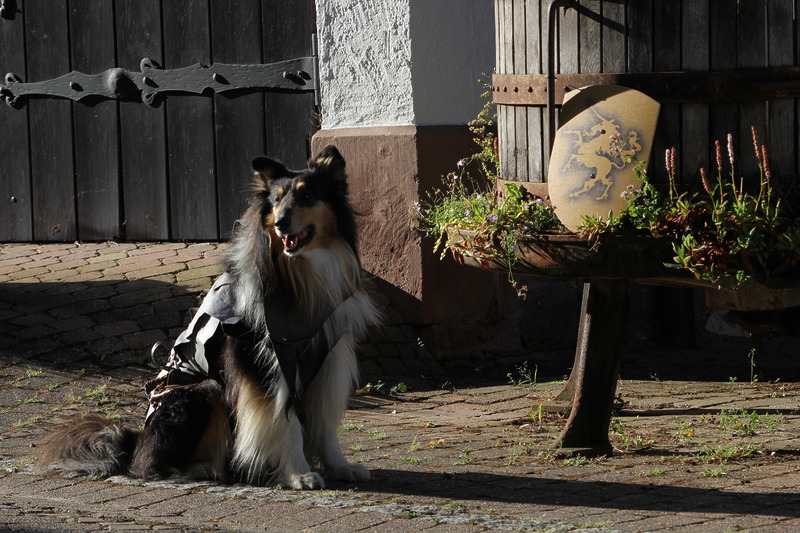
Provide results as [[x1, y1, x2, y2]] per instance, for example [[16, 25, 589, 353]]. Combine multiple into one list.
[[315, 0, 495, 129]]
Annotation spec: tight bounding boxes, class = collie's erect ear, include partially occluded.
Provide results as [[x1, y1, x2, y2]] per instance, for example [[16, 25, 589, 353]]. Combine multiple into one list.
[[251, 156, 288, 190], [311, 145, 346, 181]]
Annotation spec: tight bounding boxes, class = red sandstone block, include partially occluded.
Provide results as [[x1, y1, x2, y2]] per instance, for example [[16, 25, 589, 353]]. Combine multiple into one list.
[[95, 320, 140, 338], [122, 249, 178, 263], [0, 254, 36, 269], [175, 264, 223, 283], [87, 251, 129, 264], [24, 256, 63, 269], [7, 266, 49, 280], [0, 264, 25, 276], [162, 251, 204, 264], [33, 247, 74, 259], [185, 256, 224, 270], [128, 243, 187, 255], [102, 259, 161, 277], [122, 329, 166, 349], [125, 263, 187, 280], [37, 269, 83, 283], [0, 244, 40, 259], [54, 258, 93, 270]]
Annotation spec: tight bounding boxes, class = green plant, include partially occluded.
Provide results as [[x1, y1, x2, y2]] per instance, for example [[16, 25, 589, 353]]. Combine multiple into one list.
[[581, 129, 800, 287], [414, 94, 564, 273], [560, 455, 590, 467], [369, 430, 389, 441], [507, 361, 538, 387], [453, 447, 474, 466], [717, 408, 784, 437], [701, 467, 728, 478], [609, 417, 654, 450], [696, 443, 761, 463], [674, 420, 697, 442]]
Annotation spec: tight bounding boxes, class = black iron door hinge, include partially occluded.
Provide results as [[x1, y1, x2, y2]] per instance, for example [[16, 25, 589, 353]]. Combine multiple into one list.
[[1, 37, 320, 108]]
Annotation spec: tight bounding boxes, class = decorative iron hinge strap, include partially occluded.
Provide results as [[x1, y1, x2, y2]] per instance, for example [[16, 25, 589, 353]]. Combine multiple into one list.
[[492, 67, 800, 107], [0, 56, 317, 108]]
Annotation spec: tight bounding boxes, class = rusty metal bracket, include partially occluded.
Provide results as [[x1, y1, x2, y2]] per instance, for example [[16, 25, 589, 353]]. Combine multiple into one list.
[[1, 53, 318, 108], [493, 67, 800, 108]]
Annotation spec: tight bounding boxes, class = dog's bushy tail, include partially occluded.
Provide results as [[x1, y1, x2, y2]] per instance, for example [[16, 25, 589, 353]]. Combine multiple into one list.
[[35, 415, 140, 478]]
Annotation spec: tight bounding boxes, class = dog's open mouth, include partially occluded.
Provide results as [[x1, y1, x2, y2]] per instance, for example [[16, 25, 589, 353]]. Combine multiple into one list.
[[281, 226, 314, 254]]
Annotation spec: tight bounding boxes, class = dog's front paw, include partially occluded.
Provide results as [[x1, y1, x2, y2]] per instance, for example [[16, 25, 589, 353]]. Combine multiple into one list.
[[327, 462, 370, 482], [285, 471, 325, 490]]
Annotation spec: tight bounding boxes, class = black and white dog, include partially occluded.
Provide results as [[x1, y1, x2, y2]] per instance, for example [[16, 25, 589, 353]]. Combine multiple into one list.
[[37, 146, 380, 489]]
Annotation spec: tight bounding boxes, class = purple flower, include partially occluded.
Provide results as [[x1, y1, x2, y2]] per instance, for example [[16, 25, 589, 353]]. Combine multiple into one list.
[[488, 214, 498, 222]]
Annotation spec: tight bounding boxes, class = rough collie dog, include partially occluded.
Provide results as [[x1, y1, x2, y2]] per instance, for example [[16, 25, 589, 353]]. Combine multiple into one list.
[[36, 146, 380, 489]]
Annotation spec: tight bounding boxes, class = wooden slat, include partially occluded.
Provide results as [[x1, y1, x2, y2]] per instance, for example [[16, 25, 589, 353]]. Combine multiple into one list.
[[69, 0, 120, 240], [627, 0, 654, 175], [512, 0, 528, 181], [163, 0, 218, 240], [627, 0, 653, 76], [0, 0, 32, 241], [652, 1, 681, 183], [737, 0, 767, 181], [601, 0, 625, 74], [498, 0, 514, 181], [680, 0, 710, 181], [211, 0, 267, 238], [579, 1, 601, 75], [116, 0, 169, 240], [709, 0, 739, 164], [797, 3, 800, 183], [26, 0, 76, 241], [525, 0, 545, 182], [556, 0, 579, 140], [262, 0, 316, 169], [767, 0, 796, 181]]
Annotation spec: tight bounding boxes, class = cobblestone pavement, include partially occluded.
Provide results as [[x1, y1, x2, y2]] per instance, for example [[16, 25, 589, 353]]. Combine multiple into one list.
[[1, 242, 800, 532]]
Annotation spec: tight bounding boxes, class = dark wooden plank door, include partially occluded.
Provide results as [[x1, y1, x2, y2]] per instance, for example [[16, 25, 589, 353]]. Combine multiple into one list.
[[263, 0, 318, 168], [0, 1, 31, 241], [26, 0, 76, 241], [70, 0, 120, 241], [117, 0, 169, 241], [212, 0, 267, 239], [163, 1, 218, 241], [0, 0, 316, 242]]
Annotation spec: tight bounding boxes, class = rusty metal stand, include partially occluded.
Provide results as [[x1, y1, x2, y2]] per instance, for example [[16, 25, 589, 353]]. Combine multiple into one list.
[[556, 279, 630, 456]]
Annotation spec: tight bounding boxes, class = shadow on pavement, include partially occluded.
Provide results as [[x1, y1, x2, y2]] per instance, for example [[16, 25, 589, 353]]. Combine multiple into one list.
[[365, 468, 799, 515]]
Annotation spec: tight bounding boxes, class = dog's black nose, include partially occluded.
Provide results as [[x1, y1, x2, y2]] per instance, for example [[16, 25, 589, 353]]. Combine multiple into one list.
[[275, 215, 290, 232]]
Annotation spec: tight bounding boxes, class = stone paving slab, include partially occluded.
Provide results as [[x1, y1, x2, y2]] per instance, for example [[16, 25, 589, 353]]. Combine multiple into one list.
[[1, 243, 800, 532]]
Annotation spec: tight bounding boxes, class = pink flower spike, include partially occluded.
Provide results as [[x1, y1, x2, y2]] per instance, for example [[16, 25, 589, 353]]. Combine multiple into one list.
[[727, 134, 735, 168], [751, 126, 761, 162], [714, 140, 723, 174]]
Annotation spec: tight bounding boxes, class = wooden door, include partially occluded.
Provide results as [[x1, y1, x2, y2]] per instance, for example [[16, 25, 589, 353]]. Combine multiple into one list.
[[0, 0, 317, 242]]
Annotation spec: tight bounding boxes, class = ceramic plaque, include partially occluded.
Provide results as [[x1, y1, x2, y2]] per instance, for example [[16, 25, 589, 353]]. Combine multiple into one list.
[[547, 85, 660, 232]]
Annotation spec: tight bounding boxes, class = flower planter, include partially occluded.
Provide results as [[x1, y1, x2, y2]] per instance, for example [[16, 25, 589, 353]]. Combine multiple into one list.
[[447, 229, 696, 283]]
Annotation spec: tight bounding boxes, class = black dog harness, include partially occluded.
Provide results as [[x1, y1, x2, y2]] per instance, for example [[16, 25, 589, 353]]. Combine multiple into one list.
[[145, 274, 341, 425]]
